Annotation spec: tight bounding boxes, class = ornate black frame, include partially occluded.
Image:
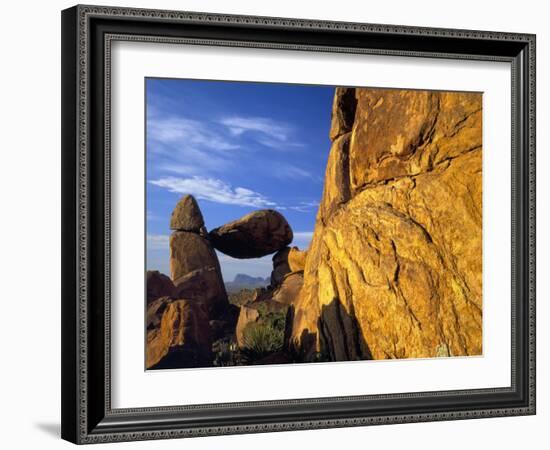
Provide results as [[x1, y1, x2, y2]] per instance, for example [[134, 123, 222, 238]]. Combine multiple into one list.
[[61, 4, 536, 444]]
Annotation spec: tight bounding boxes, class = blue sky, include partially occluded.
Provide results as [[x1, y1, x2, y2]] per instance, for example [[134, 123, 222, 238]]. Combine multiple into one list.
[[146, 78, 334, 281]]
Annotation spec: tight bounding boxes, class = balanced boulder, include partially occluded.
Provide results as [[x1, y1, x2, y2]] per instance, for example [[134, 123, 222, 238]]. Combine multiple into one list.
[[170, 195, 204, 232], [209, 210, 293, 258]]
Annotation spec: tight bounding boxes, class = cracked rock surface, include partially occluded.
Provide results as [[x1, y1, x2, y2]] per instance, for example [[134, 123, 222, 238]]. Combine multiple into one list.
[[290, 87, 482, 361]]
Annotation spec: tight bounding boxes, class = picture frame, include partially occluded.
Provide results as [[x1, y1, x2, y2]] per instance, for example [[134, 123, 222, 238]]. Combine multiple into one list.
[[61, 4, 536, 444]]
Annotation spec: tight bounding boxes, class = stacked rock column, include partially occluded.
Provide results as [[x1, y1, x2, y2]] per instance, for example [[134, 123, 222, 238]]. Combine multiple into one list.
[[168, 195, 228, 317]]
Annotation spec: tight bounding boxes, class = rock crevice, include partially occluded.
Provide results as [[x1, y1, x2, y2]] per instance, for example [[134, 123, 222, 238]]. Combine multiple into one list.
[[290, 87, 483, 361]]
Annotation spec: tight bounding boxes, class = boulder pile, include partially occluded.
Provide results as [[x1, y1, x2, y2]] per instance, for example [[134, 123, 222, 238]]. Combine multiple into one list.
[[146, 195, 232, 369], [146, 196, 305, 369]]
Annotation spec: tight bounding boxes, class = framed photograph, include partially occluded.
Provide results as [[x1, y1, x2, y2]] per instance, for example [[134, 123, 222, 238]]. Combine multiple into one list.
[[61, 4, 536, 444]]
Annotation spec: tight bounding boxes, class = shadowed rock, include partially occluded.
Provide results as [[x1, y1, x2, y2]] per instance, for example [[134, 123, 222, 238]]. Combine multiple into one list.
[[147, 300, 212, 369], [318, 133, 351, 223], [329, 87, 357, 140], [170, 195, 204, 232], [270, 247, 291, 287], [146, 271, 174, 304], [209, 210, 293, 259], [271, 272, 304, 305], [146, 296, 171, 331]]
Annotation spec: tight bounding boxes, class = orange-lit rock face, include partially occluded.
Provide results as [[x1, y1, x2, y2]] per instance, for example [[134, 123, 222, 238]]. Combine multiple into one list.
[[291, 87, 482, 361], [146, 299, 212, 369], [287, 247, 308, 273]]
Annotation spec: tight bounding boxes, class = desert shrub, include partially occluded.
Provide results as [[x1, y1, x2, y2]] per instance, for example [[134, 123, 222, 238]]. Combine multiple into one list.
[[241, 321, 284, 361], [212, 338, 240, 367], [252, 303, 288, 330]]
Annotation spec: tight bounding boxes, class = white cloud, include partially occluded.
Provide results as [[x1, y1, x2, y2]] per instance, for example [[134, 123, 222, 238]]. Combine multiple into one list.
[[147, 234, 169, 250], [284, 166, 314, 179], [219, 116, 304, 149], [220, 116, 289, 139], [269, 164, 316, 181], [155, 162, 204, 176], [146, 211, 161, 221], [149, 117, 239, 151], [149, 176, 277, 208], [288, 201, 320, 213]]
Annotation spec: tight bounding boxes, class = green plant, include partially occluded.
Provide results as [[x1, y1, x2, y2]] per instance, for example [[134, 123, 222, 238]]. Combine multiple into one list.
[[241, 321, 284, 361], [212, 338, 240, 367]]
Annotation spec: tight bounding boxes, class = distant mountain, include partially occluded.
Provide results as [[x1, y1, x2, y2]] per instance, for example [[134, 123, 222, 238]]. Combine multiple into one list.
[[225, 273, 269, 293]]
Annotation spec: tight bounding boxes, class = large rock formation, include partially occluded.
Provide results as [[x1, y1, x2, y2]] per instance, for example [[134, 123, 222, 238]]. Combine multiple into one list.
[[145, 195, 234, 369], [173, 267, 228, 317], [146, 299, 212, 369], [290, 87, 483, 361], [209, 209, 293, 258], [169, 232, 220, 281]]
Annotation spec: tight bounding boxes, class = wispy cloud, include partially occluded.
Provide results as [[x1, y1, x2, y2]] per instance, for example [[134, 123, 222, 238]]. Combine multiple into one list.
[[147, 211, 161, 221], [149, 174, 321, 214], [147, 233, 169, 250], [220, 116, 289, 139], [287, 201, 320, 213], [147, 115, 240, 175], [148, 117, 239, 151], [219, 116, 302, 149], [149, 176, 277, 208], [269, 163, 322, 182]]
